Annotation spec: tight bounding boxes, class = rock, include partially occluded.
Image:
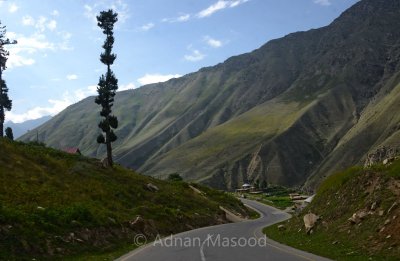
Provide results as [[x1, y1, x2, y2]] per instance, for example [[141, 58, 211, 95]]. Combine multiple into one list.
[[37, 206, 45, 210], [348, 210, 368, 224], [379, 210, 385, 216], [370, 202, 377, 211], [278, 224, 286, 231], [303, 213, 319, 234], [20, 239, 31, 252], [386, 235, 392, 239], [146, 183, 159, 192], [387, 202, 398, 214], [332, 240, 339, 245], [101, 157, 109, 168], [384, 219, 391, 225], [71, 220, 79, 225], [383, 159, 389, 165], [129, 216, 145, 231]]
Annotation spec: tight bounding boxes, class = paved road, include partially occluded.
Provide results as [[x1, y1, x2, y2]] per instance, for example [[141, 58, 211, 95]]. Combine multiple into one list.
[[117, 199, 331, 261]]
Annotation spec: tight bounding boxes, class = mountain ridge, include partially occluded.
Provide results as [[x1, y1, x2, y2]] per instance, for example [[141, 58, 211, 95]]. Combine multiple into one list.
[[21, 0, 400, 190]]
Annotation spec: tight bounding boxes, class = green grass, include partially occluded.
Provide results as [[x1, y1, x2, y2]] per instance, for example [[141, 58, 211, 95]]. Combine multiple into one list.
[[142, 99, 313, 181], [242, 185, 295, 210], [264, 160, 400, 261], [0, 139, 253, 260], [244, 194, 294, 210]]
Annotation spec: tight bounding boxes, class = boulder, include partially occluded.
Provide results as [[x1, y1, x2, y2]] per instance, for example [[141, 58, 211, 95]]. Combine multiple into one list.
[[348, 210, 368, 224], [370, 201, 378, 211], [303, 213, 319, 234], [101, 158, 109, 168], [129, 216, 145, 231], [146, 183, 159, 192]]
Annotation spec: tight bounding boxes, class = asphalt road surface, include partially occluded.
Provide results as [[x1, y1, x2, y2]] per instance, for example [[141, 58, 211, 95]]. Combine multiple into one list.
[[117, 199, 331, 261]]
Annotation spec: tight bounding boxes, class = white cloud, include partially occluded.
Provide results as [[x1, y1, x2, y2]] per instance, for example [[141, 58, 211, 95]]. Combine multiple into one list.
[[8, 3, 19, 13], [22, 16, 35, 26], [21, 15, 59, 32], [84, 0, 130, 26], [47, 20, 57, 31], [6, 55, 35, 68], [313, 0, 331, 6], [8, 32, 55, 53], [51, 10, 59, 16], [84, 4, 97, 24], [5, 92, 74, 123], [5, 25, 72, 69], [66, 74, 78, 80], [74, 85, 97, 100], [57, 31, 73, 50], [197, 0, 249, 18], [177, 14, 191, 22], [138, 74, 182, 85], [161, 1, 247, 23], [184, 49, 205, 62], [119, 82, 136, 91], [139, 23, 155, 31], [5, 32, 56, 69], [162, 14, 191, 23], [5, 85, 99, 123], [204, 36, 223, 48]]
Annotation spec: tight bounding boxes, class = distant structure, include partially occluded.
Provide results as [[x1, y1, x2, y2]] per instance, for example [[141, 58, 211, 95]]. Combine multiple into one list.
[[63, 147, 81, 155], [235, 183, 254, 193]]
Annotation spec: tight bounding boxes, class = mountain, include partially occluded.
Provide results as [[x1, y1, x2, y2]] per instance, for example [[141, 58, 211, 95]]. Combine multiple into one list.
[[5, 115, 51, 139], [20, 0, 400, 190]]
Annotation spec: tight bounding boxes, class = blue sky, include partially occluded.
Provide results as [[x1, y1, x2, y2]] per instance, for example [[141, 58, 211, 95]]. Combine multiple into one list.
[[0, 0, 358, 123]]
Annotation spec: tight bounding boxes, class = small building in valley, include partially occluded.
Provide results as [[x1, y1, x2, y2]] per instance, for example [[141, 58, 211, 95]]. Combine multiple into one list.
[[63, 147, 82, 155]]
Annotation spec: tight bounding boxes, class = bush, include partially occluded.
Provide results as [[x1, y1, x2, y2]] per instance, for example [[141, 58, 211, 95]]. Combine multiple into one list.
[[168, 173, 183, 182]]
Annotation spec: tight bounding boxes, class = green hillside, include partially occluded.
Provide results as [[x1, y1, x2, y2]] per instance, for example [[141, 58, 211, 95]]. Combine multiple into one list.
[[0, 139, 253, 260], [20, 0, 400, 190], [264, 159, 400, 260]]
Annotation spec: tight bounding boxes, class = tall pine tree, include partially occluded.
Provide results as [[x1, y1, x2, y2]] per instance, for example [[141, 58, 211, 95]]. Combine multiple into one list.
[[0, 21, 16, 137], [95, 10, 119, 167]]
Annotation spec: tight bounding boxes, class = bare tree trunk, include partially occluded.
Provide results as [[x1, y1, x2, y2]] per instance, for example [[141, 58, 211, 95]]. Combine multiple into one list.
[[106, 131, 113, 167], [0, 68, 3, 137]]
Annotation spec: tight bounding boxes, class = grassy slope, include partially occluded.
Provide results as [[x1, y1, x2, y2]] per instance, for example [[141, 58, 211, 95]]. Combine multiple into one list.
[[142, 99, 312, 181], [306, 77, 400, 188], [0, 139, 253, 260], [264, 160, 400, 261]]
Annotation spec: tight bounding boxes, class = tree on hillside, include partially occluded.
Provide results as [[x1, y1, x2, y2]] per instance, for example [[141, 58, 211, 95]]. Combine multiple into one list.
[[168, 173, 183, 182], [5, 127, 13, 140], [95, 10, 119, 167], [261, 180, 268, 190], [0, 21, 17, 137]]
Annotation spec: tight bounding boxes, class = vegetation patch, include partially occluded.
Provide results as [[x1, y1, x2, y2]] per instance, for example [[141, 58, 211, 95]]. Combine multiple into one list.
[[0, 139, 253, 260], [264, 160, 400, 261], [243, 185, 296, 210]]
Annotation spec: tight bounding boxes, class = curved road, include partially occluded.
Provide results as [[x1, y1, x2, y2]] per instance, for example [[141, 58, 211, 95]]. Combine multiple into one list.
[[117, 199, 331, 261]]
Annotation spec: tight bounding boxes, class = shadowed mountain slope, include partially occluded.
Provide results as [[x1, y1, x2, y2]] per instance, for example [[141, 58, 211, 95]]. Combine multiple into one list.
[[21, 0, 400, 190]]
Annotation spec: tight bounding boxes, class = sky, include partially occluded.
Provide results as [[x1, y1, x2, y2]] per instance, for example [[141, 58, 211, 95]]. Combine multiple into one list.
[[0, 0, 359, 123]]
